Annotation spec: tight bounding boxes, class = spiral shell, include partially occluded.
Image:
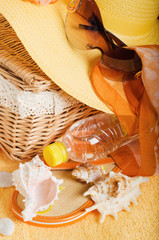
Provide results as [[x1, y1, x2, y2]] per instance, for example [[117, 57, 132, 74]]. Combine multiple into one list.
[[12, 155, 63, 221], [84, 171, 149, 223], [72, 163, 105, 183]]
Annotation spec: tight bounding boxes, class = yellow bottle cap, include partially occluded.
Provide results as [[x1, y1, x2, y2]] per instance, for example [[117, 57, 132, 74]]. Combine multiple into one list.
[[43, 142, 69, 167]]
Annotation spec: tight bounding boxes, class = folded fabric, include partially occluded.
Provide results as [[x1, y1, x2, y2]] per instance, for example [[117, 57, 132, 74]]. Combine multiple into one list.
[[91, 45, 159, 176]]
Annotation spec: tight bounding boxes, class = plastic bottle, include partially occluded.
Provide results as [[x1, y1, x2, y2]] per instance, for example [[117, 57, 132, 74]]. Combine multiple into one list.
[[43, 112, 138, 167]]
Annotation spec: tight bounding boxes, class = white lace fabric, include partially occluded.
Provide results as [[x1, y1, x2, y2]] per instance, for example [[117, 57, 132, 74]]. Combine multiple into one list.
[[0, 74, 79, 118]]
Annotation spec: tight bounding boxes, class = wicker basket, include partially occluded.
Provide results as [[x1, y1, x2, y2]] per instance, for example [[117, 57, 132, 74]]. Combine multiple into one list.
[[0, 14, 99, 161], [0, 14, 58, 92]]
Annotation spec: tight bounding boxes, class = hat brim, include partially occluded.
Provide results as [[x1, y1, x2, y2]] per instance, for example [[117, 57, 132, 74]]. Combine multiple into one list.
[[96, 0, 159, 46], [0, 0, 112, 113], [106, 21, 159, 47]]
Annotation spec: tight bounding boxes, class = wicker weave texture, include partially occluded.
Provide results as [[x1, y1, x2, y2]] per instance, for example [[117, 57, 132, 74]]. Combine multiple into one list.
[[0, 14, 100, 161], [0, 14, 59, 92], [0, 103, 98, 161]]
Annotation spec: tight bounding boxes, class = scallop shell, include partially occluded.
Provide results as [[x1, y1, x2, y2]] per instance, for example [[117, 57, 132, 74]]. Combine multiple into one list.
[[84, 171, 149, 223], [12, 155, 63, 222], [72, 163, 105, 183]]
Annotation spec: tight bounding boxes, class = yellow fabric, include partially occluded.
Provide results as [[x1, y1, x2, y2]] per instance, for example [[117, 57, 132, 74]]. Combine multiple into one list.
[[0, 0, 111, 114], [0, 149, 159, 239], [96, 0, 159, 46]]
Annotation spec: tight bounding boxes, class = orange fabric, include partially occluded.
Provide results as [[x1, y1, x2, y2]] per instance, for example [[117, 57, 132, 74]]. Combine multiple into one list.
[[123, 75, 144, 115], [131, 45, 159, 115], [111, 145, 140, 177], [91, 65, 138, 136], [138, 92, 158, 175], [110, 140, 141, 177], [91, 45, 159, 176], [125, 46, 159, 176]]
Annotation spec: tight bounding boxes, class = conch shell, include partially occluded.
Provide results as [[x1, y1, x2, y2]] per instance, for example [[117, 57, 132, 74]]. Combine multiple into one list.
[[84, 171, 149, 223], [12, 155, 63, 222], [72, 163, 105, 183]]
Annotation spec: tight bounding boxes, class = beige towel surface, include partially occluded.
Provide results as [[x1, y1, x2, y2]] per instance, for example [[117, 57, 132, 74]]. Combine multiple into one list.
[[0, 149, 158, 240]]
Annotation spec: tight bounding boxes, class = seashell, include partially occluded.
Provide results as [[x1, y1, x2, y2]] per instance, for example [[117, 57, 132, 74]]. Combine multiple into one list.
[[0, 171, 13, 188], [12, 155, 63, 222], [72, 163, 105, 183], [0, 218, 14, 236], [84, 171, 149, 223]]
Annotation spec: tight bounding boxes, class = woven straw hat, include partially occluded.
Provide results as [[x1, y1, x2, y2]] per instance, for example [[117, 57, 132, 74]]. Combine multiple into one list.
[[96, 0, 159, 46], [0, 0, 158, 113]]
